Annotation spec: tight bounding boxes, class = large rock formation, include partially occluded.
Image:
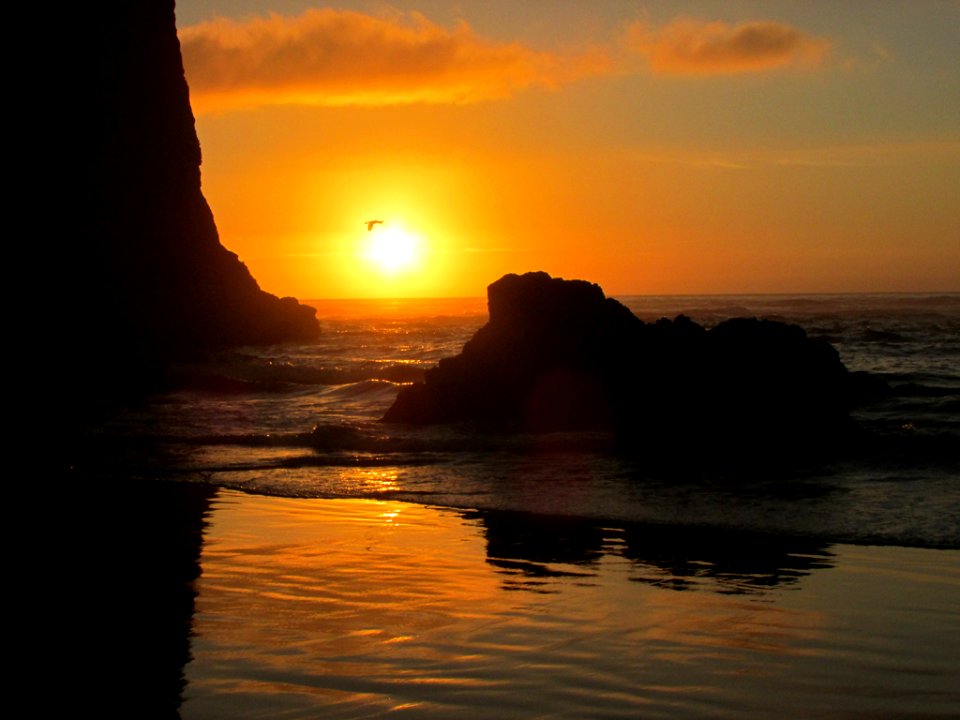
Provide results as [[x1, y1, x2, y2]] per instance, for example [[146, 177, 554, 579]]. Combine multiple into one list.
[[48, 1, 318, 403], [384, 272, 877, 454]]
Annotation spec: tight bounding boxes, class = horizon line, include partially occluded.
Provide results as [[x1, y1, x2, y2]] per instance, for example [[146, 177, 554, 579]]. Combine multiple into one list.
[[301, 289, 960, 302]]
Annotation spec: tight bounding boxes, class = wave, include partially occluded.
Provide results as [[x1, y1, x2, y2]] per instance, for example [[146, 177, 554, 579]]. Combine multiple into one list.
[[69, 292, 960, 553], [171, 364, 426, 393], [145, 408, 960, 481], [890, 382, 959, 398], [861, 328, 909, 343], [73, 412, 960, 550], [192, 450, 960, 550]]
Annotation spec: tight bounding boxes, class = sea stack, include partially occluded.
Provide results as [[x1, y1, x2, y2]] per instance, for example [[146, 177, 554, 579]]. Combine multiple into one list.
[[50, 1, 318, 403], [384, 272, 875, 455], [384, 272, 643, 430]]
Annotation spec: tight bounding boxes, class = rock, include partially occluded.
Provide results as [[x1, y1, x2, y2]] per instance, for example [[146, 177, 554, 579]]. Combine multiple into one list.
[[384, 272, 875, 453], [42, 1, 319, 408], [385, 272, 643, 430]]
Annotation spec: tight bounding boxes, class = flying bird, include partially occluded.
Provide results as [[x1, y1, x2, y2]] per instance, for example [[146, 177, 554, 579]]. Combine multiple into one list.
[[365, 220, 384, 231]]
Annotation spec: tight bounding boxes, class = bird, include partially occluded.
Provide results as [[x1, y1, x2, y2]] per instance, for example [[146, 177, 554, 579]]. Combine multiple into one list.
[[364, 220, 384, 231]]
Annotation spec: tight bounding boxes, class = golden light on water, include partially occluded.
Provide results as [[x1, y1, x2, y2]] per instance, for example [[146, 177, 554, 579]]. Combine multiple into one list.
[[360, 469, 399, 494]]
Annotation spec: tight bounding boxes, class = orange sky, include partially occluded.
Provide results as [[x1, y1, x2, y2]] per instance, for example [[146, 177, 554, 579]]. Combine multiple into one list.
[[176, 1, 959, 299]]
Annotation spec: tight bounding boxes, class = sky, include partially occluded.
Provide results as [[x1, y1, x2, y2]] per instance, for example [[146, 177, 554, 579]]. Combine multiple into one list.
[[175, 1, 960, 299]]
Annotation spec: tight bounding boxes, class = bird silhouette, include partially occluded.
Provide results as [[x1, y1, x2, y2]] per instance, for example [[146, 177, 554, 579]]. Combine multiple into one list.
[[364, 220, 384, 231]]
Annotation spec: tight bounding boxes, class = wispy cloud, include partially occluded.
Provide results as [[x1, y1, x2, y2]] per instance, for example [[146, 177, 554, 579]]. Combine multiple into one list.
[[180, 9, 611, 112], [625, 19, 829, 75], [624, 140, 960, 170], [179, 11, 831, 113]]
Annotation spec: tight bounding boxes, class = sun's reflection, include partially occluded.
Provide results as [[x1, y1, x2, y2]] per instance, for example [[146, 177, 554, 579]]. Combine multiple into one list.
[[338, 467, 400, 495], [363, 469, 399, 492], [186, 492, 958, 719], [380, 508, 401, 524]]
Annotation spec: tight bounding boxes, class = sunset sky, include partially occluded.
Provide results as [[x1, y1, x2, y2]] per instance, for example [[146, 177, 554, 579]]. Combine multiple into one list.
[[175, 1, 959, 299]]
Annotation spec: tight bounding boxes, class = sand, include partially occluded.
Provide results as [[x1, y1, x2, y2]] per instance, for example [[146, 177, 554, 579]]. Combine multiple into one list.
[[166, 487, 960, 719]]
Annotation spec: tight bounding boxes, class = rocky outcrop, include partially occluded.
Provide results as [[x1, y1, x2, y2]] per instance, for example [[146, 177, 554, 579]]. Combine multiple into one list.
[[384, 272, 643, 429], [48, 1, 318, 404], [384, 272, 879, 453]]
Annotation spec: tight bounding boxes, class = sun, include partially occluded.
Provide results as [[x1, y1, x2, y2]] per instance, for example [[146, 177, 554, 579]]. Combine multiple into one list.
[[338, 216, 446, 297], [363, 226, 423, 275]]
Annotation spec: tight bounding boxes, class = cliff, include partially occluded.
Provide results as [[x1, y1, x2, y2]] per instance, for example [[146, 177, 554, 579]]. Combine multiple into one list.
[[49, 1, 318, 403]]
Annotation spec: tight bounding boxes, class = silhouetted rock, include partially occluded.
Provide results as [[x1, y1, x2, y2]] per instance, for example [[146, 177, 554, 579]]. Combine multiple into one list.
[[384, 272, 879, 454], [385, 272, 642, 429], [49, 477, 215, 715], [46, 1, 318, 407]]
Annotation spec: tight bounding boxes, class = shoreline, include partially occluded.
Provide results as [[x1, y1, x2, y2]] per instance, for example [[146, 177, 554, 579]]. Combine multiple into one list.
[[54, 480, 957, 718], [185, 488, 960, 718]]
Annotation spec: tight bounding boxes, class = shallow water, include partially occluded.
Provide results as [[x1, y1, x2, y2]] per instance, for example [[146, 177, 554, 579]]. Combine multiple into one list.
[[64, 293, 960, 716], [86, 293, 960, 549], [181, 490, 960, 719]]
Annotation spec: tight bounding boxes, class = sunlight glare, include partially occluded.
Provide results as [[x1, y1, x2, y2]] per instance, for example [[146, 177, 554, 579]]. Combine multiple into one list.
[[364, 226, 423, 275]]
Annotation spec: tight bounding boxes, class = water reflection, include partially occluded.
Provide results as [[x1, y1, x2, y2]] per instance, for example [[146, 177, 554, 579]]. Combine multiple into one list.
[[335, 466, 401, 495], [62, 482, 836, 718], [468, 509, 834, 595], [622, 524, 834, 595], [361, 468, 400, 493], [178, 490, 958, 719]]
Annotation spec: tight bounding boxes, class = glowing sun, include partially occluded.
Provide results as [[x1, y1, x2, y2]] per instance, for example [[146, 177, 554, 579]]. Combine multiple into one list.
[[363, 226, 423, 274]]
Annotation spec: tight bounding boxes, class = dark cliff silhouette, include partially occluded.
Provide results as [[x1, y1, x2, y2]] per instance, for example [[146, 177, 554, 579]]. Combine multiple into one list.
[[384, 272, 883, 457], [45, 479, 214, 717], [47, 1, 318, 407]]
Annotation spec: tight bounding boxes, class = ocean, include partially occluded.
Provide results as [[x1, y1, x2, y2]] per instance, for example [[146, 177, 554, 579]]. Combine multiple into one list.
[[73, 292, 960, 718], [93, 292, 960, 548]]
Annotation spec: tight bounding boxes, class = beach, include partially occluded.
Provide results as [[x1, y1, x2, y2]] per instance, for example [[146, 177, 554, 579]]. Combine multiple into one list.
[[57, 294, 959, 717], [157, 487, 957, 718]]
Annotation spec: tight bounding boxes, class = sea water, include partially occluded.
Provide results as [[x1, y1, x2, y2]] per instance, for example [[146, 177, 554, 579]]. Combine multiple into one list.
[[180, 492, 960, 719], [71, 293, 960, 718], [92, 293, 960, 548]]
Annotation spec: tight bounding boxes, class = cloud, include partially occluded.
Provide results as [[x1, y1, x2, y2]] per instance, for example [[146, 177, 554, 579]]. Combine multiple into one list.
[[626, 19, 829, 75], [179, 9, 611, 112], [178, 11, 831, 112]]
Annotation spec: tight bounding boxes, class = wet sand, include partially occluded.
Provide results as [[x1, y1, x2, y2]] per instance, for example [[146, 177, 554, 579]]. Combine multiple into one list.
[[174, 488, 959, 719]]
